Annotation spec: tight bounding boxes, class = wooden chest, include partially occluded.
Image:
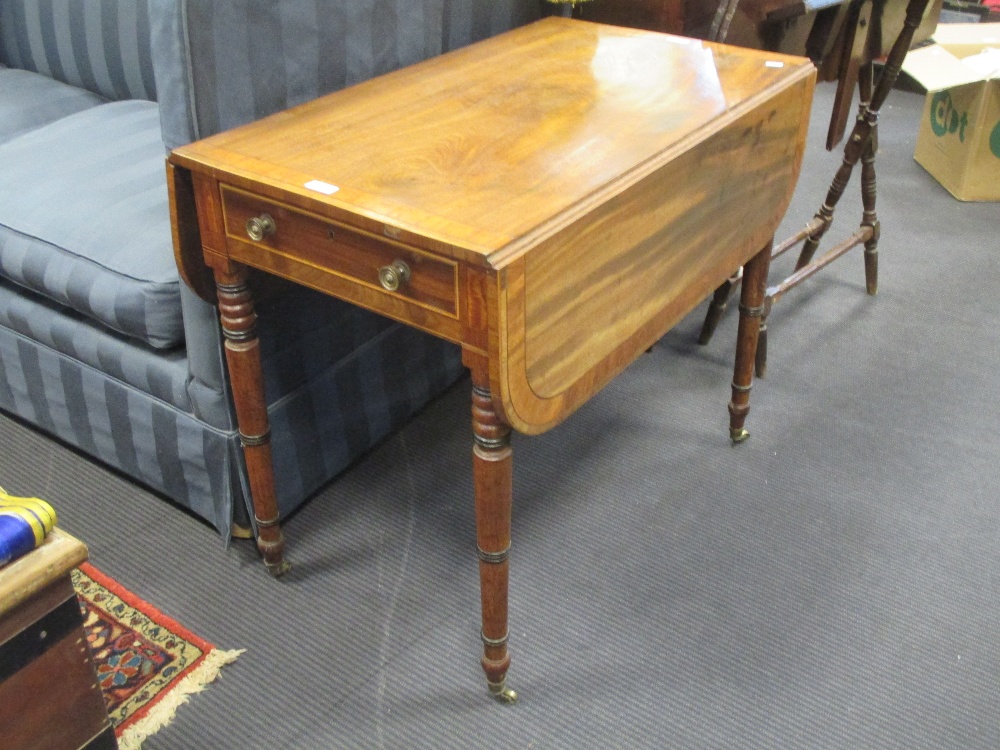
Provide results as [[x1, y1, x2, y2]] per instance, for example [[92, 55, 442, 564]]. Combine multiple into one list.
[[0, 529, 116, 750]]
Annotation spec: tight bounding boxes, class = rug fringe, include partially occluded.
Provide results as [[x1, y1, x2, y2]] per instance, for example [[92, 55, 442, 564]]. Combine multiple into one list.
[[117, 647, 245, 750]]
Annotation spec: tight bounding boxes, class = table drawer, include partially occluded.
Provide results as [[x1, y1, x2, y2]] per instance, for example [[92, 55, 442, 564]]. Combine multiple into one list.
[[221, 186, 458, 317]]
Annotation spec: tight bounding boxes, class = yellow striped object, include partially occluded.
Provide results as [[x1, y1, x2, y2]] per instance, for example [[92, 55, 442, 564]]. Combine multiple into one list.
[[0, 487, 57, 566]]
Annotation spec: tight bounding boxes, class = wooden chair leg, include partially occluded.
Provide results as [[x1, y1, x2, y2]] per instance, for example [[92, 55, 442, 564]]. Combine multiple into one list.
[[858, 64, 880, 296], [862, 138, 880, 296], [698, 275, 738, 345], [754, 297, 772, 379]]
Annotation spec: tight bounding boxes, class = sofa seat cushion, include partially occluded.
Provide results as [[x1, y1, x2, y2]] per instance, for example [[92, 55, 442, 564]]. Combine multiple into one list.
[[0, 68, 105, 145], [0, 276, 192, 415], [0, 99, 182, 349]]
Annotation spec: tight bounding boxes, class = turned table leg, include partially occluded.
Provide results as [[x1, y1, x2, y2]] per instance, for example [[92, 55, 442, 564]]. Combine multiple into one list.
[[470, 371, 516, 703], [729, 241, 772, 443], [214, 264, 290, 577]]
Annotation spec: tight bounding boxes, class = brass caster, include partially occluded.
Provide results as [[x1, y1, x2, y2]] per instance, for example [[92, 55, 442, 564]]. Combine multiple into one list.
[[488, 682, 518, 704], [730, 427, 749, 444], [266, 559, 292, 578]]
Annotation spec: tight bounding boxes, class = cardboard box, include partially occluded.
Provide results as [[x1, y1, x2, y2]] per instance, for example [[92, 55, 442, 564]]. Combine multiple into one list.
[[903, 23, 1000, 201]]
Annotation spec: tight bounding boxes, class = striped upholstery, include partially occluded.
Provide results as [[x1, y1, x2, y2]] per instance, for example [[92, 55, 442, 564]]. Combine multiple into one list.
[[0, 67, 104, 144], [255, 286, 395, 402], [261, 318, 464, 516], [0, 317, 238, 533], [0, 274, 464, 532], [151, 0, 541, 149], [0, 0, 157, 102], [236, 282, 466, 516], [0, 279, 192, 414], [0, 100, 183, 349]]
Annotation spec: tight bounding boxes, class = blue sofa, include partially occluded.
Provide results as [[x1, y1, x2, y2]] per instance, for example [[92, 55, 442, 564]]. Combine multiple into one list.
[[0, 0, 540, 538]]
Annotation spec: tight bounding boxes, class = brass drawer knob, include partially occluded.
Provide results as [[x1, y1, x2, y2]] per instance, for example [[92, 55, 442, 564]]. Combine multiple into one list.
[[378, 260, 411, 291], [246, 214, 276, 241]]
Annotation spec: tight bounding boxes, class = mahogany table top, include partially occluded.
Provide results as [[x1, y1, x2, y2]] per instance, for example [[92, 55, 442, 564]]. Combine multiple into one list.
[[170, 17, 813, 267], [170, 17, 815, 434]]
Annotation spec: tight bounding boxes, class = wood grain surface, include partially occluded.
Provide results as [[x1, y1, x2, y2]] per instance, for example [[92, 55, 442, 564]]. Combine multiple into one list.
[[0, 529, 87, 618], [496, 75, 813, 432], [170, 16, 815, 435], [170, 18, 813, 265]]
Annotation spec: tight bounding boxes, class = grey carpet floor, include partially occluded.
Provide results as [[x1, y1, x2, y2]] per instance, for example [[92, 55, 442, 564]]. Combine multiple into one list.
[[1, 79, 998, 749]]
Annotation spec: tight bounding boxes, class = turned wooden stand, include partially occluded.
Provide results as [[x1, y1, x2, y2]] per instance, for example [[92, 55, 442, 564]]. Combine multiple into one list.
[[696, 0, 933, 379], [168, 18, 814, 698]]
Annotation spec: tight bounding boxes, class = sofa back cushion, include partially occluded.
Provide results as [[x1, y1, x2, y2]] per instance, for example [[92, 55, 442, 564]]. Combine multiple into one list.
[[0, 100, 182, 349], [151, 0, 540, 150], [0, 67, 105, 144], [0, 0, 157, 102]]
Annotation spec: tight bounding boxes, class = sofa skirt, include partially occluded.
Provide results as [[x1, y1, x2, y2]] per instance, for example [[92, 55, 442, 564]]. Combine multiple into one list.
[[0, 296, 464, 537]]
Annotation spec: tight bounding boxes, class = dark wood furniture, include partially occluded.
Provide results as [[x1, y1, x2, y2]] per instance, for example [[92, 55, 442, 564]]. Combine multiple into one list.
[[574, 0, 940, 90], [168, 18, 815, 699], [0, 528, 116, 750]]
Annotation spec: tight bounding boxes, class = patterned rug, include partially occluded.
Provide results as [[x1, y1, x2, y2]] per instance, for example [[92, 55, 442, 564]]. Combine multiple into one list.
[[72, 562, 243, 750]]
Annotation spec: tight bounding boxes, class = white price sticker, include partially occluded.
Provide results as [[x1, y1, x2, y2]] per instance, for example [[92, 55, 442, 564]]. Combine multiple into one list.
[[304, 180, 339, 195]]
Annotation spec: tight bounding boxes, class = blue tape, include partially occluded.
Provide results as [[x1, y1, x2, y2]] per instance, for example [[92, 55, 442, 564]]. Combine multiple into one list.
[[0, 514, 39, 567]]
